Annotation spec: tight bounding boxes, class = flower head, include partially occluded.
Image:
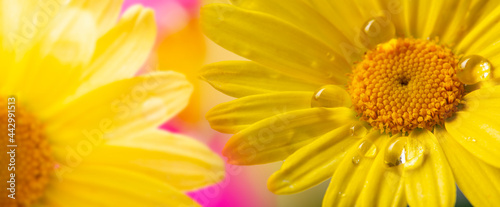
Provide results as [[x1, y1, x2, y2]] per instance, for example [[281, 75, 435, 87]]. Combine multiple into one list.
[[0, 1, 223, 206], [201, 0, 500, 206]]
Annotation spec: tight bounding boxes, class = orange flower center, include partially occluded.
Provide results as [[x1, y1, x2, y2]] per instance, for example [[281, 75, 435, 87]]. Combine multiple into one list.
[[1, 100, 53, 207], [349, 38, 464, 134]]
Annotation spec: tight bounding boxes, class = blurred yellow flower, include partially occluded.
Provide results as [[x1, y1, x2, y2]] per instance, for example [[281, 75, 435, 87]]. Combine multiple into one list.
[[0, 1, 223, 206], [200, 0, 500, 206]]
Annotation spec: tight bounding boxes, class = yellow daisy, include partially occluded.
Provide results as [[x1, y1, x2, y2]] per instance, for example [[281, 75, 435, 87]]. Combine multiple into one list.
[[0, 1, 223, 206], [200, 0, 500, 206]]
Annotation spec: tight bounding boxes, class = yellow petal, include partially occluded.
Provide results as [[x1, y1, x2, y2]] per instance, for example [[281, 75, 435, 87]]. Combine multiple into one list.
[[51, 130, 224, 192], [445, 85, 500, 168], [46, 71, 192, 141], [439, 0, 479, 46], [357, 136, 406, 207], [323, 130, 387, 207], [45, 165, 199, 207], [73, 0, 124, 36], [404, 129, 456, 207], [200, 61, 322, 98], [207, 91, 314, 134], [435, 127, 500, 207], [223, 107, 357, 165], [455, 3, 500, 54], [416, 0, 455, 39], [268, 124, 364, 194], [303, 0, 364, 42], [15, 8, 99, 116], [201, 4, 349, 85], [76, 5, 157, 96], [230, 0, 355, 62]]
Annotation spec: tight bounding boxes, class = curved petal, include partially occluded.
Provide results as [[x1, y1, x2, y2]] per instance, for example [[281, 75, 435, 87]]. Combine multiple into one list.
[[454, 2, 500, 54], [44, 165, 199, 207], [357, 136, 406, 207], [12, 7, 99, 115], [230, 0, 355, 62], [76, 5, 157, 96], [303, 0, 366, 41], [445, 85, 500, 168], [268, 123, 365, 194], [207, 91, 314, 134], [46, 71, 192, 142], [201, 3, 350, 85], [74, 0, 124, 36], [52, 130, 224, 192], [222, 107, 357, 165], [404, 129, 456, 207], [435, 127, 500, 207], [323, 130, 387, 207], [200, 61, 321, 98]]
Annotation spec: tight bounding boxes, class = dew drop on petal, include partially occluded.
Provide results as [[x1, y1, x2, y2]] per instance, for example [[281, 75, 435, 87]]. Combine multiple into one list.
[[457, 55, 493, 85], [326, 52, 336, 62], [465, 136, 477, 143], [404, 138, 426, 170], [311, 85, 351, 108], [360, 16, 396, 49], [349, 122, 367, 137], [384, 137, 407, 167], [311, 61, 319, 68], [352, 140, 377, 165], [352, 155, 361, 165]]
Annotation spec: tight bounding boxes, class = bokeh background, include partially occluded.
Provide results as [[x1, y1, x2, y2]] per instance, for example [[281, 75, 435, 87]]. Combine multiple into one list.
[[121, 0, 472, 206]]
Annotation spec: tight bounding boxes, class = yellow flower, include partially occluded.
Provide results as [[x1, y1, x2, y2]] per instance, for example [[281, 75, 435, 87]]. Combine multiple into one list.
[[200, 1, 500, 206], [0, 1, 223, 206]]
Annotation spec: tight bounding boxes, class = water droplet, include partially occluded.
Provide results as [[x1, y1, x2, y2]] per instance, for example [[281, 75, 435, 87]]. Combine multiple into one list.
[[352, 140, 377, 164], [404, 138, 426, 170], [465, 137, 477, 143], [360, 16, 396, 49], [282, 179, 295, 189], [457, 55, 493, 85], [311, 61, 319, 68], [384, 137, 407, 167], [349, 122, 367, 137], [311, 85, 352, 108], [326, 52, 336, 61], [352, 155, 361, 165]]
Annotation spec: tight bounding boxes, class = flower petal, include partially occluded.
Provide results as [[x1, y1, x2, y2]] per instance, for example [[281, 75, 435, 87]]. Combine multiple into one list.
[[201, 3, 350, 85], [45, 165, 199, 207], [323, 130, 387, 207], [303, 0, 365, 41], [52, 129, 224, 192], [445, 85, 500, 168], [200, 61, 321, 98], [230, 0, 355, 62], [74, 0, 124, 36], [455, 3, 500, 54], [75, 5, 157, 96], [207, 91, 314, 134], [222, 107, 357, 165], [46, 71, 192, 142], [357, 136, 406, 207], [404, 129, 456, 207], [268, 124, 364, 194], [11, 7, 99, 115], [435, 127, 500, 207]]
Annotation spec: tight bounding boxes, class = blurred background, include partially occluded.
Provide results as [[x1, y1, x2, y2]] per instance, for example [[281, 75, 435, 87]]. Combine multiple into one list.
[[122, 0, 472, 206]]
